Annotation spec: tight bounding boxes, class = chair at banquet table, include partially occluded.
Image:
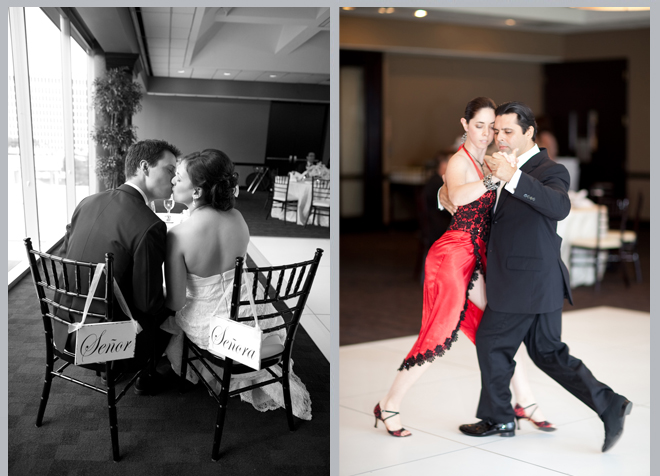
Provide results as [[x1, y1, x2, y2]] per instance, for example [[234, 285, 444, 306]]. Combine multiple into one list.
[[24, 238, 151, 462], [569, 197, 634, 291], [265, 174, 299, 224], [178, 249, 323, 461], [611, 192, 643, 284], [305, 179, 330, 227]]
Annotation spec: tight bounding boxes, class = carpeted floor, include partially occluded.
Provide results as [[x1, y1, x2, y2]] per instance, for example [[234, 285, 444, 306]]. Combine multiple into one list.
[[236, 190, 330, 239], [340, 227, 650, 346], [8, 271, 329, 474]]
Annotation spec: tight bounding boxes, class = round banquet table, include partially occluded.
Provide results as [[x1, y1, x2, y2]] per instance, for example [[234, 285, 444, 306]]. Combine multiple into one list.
[[270, 179, 329, 227], [556, 204, 607, 288]]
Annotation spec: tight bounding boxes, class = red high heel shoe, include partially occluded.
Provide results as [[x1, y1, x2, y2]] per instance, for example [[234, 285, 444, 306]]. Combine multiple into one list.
[[373, 403, 412, 437], [514, 403, 556, 432]]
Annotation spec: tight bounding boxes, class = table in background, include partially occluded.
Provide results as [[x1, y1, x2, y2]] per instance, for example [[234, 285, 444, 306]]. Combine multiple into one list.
[[270, 179, 329, 227], [556, 204, 607, 287]]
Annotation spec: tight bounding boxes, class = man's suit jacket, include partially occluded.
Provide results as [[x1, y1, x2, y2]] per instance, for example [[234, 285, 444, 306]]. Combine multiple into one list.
[[55, 184, 167, 350], [485, 148, 573, 314]]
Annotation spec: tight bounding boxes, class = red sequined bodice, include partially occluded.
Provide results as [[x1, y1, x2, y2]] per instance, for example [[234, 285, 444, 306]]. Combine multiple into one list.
[[447, 189, 496, 242]]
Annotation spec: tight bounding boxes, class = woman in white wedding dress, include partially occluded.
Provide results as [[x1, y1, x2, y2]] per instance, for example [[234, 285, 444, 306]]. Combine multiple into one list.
[[161, 149, 311, 420]]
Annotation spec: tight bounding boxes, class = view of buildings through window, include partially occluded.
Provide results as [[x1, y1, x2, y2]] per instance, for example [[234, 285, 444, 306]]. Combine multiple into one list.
[[8, 7, 91, 274]]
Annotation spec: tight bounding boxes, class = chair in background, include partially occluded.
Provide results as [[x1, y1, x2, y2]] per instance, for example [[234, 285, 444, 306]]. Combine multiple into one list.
[[569, 197, 636, 291], [305, 178, 330, 227], [179, 249, 324, 461], [24, 238, 150, 461], [611, 192, 643, 283], [265, 174, 298, 224]]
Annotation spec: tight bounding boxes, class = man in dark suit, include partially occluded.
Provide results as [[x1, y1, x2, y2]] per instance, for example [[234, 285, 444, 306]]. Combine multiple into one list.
[[56, 139, 180, 394], [441, 102, 630, 452]]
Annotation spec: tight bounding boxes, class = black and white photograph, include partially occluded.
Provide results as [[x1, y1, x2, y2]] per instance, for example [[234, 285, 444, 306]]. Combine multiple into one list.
[[7, 6, 330, 474], [338, 7, 650, 475]]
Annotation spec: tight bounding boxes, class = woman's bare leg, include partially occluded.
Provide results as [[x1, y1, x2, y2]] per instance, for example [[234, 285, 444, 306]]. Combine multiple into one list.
[[510, 347, 548, 422], [379, 363, 432, 435], [468, 270, 549, 423]]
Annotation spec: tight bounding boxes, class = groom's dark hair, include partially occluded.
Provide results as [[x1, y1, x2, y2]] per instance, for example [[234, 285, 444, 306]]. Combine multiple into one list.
[[125, 140, 181, 178], [496, 101, 537, 141]]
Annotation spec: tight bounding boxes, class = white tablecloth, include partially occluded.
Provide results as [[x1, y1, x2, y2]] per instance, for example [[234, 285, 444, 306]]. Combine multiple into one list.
[[270, 180, 329, 227], [156, 212, 185, 230], [556, 205, 607, 287]]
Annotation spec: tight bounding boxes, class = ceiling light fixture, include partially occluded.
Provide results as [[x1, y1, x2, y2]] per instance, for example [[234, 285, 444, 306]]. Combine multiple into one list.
[[505, 19, 516, 26], [178, 70, 185, 73], [223, 72, 231, 76], [342, 7, 355, 11], [414, 10, 427, 18], [269, 74, 277, 78], [570, 7, 650, 12], [378, 7, 395, 14]]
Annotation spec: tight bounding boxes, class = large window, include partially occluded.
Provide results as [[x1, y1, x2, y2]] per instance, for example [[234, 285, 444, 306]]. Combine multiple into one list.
[[8, 7, 93, 280]]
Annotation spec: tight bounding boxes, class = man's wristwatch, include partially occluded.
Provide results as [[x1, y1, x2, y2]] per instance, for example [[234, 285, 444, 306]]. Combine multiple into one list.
[[482, 174, 498, 191]]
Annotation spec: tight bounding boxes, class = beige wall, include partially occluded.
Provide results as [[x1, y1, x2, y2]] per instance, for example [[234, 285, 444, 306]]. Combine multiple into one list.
[[384, 54, 543, 171], [341, 16, 650, 220]]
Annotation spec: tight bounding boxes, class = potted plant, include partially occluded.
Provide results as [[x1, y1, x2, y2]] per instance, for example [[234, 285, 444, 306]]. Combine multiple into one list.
[[91, 67, 143, 189]]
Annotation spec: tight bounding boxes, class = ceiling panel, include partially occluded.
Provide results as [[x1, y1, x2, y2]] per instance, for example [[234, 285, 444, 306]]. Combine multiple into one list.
[[136, 6, 329, 83]]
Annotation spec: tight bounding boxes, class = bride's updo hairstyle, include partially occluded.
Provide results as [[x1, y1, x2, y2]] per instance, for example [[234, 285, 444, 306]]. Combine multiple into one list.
[[181, 149, 239, 211], [464, 96, 497, 122]]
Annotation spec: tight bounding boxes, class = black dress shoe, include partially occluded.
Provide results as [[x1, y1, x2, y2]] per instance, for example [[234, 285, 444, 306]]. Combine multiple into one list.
[[134, 372, 170, 396], [601, 394, 632, 452], [459, 419, 516, 437]]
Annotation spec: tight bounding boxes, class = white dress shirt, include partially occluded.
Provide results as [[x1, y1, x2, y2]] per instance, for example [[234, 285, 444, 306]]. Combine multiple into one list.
[[493, 144, 539, 212], [124, 181, 149, 205], [437, 144, 540, 212]]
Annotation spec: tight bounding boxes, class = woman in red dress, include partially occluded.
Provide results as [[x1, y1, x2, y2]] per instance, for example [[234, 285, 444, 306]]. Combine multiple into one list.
[[374, 97, 554, 437]]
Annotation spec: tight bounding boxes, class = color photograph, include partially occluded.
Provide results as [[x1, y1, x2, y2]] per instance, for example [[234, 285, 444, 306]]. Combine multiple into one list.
[[339, 7, 650, 475]]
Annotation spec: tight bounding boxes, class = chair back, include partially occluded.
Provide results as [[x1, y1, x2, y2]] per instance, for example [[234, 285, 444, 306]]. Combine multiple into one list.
[[230, 249, 324, 363], [24, 237, 114, 360], [311, 179, 330, 204], [273, 175, 291, 201]]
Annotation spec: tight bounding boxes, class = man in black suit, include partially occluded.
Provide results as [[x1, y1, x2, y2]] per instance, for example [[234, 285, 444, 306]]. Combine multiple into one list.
[[441, 102, 630, 452], [56, 139, 180, 394]]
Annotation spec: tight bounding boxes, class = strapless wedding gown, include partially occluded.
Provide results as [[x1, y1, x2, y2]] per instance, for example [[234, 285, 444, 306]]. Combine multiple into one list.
[[161, 269, 312, 420]]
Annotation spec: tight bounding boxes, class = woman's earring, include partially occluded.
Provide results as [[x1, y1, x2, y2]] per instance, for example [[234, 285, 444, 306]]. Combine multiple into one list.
[[461, 132, 468, 143]]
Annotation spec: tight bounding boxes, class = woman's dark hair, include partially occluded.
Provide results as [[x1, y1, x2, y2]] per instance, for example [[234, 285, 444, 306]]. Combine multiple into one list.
[[464, 97, 497, 122], [495, 101, 537, 141], [181, 149, 239, 211]]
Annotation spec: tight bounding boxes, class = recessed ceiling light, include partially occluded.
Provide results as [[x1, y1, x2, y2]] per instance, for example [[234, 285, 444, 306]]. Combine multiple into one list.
[[414, 10, 427, 18], [342, 7, 355, 11], [570, 7, 650, 11], [378, 7, 395, 14], [269, 74, 277, 78], [223, 72, 231, 76], [178, 70, 185, 73], [505, 19, 516, 26]]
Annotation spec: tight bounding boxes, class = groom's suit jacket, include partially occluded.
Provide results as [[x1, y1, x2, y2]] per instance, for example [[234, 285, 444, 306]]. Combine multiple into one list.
[[55, 184, 168, 351], [485, 148, 573, 314]]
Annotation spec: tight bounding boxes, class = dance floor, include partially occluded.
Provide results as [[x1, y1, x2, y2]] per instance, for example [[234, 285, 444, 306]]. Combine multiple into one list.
[[339, 306, 649, 476], [249, 236, 331, 361]]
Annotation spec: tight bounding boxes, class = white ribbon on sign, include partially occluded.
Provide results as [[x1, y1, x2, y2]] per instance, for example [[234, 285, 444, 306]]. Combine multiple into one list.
[[68, 263, 142, 335], [207, 268, 263, 370]]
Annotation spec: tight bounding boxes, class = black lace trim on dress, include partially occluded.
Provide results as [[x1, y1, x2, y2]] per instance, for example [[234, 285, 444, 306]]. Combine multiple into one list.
[[397, 235, 485, 371]]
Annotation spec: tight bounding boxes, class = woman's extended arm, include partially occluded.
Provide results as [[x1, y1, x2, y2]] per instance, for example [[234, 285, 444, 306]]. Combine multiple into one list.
[[164, 228, 187, 311], [446, 152, 494, 207]]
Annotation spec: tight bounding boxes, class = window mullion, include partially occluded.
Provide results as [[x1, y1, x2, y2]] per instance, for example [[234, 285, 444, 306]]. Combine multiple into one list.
[[9, 7, 40, 246], [60, 15, 76, 220]]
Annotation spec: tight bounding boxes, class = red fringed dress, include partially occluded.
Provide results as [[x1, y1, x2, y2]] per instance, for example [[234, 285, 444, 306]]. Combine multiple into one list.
[[398, 147, 496, 371]]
